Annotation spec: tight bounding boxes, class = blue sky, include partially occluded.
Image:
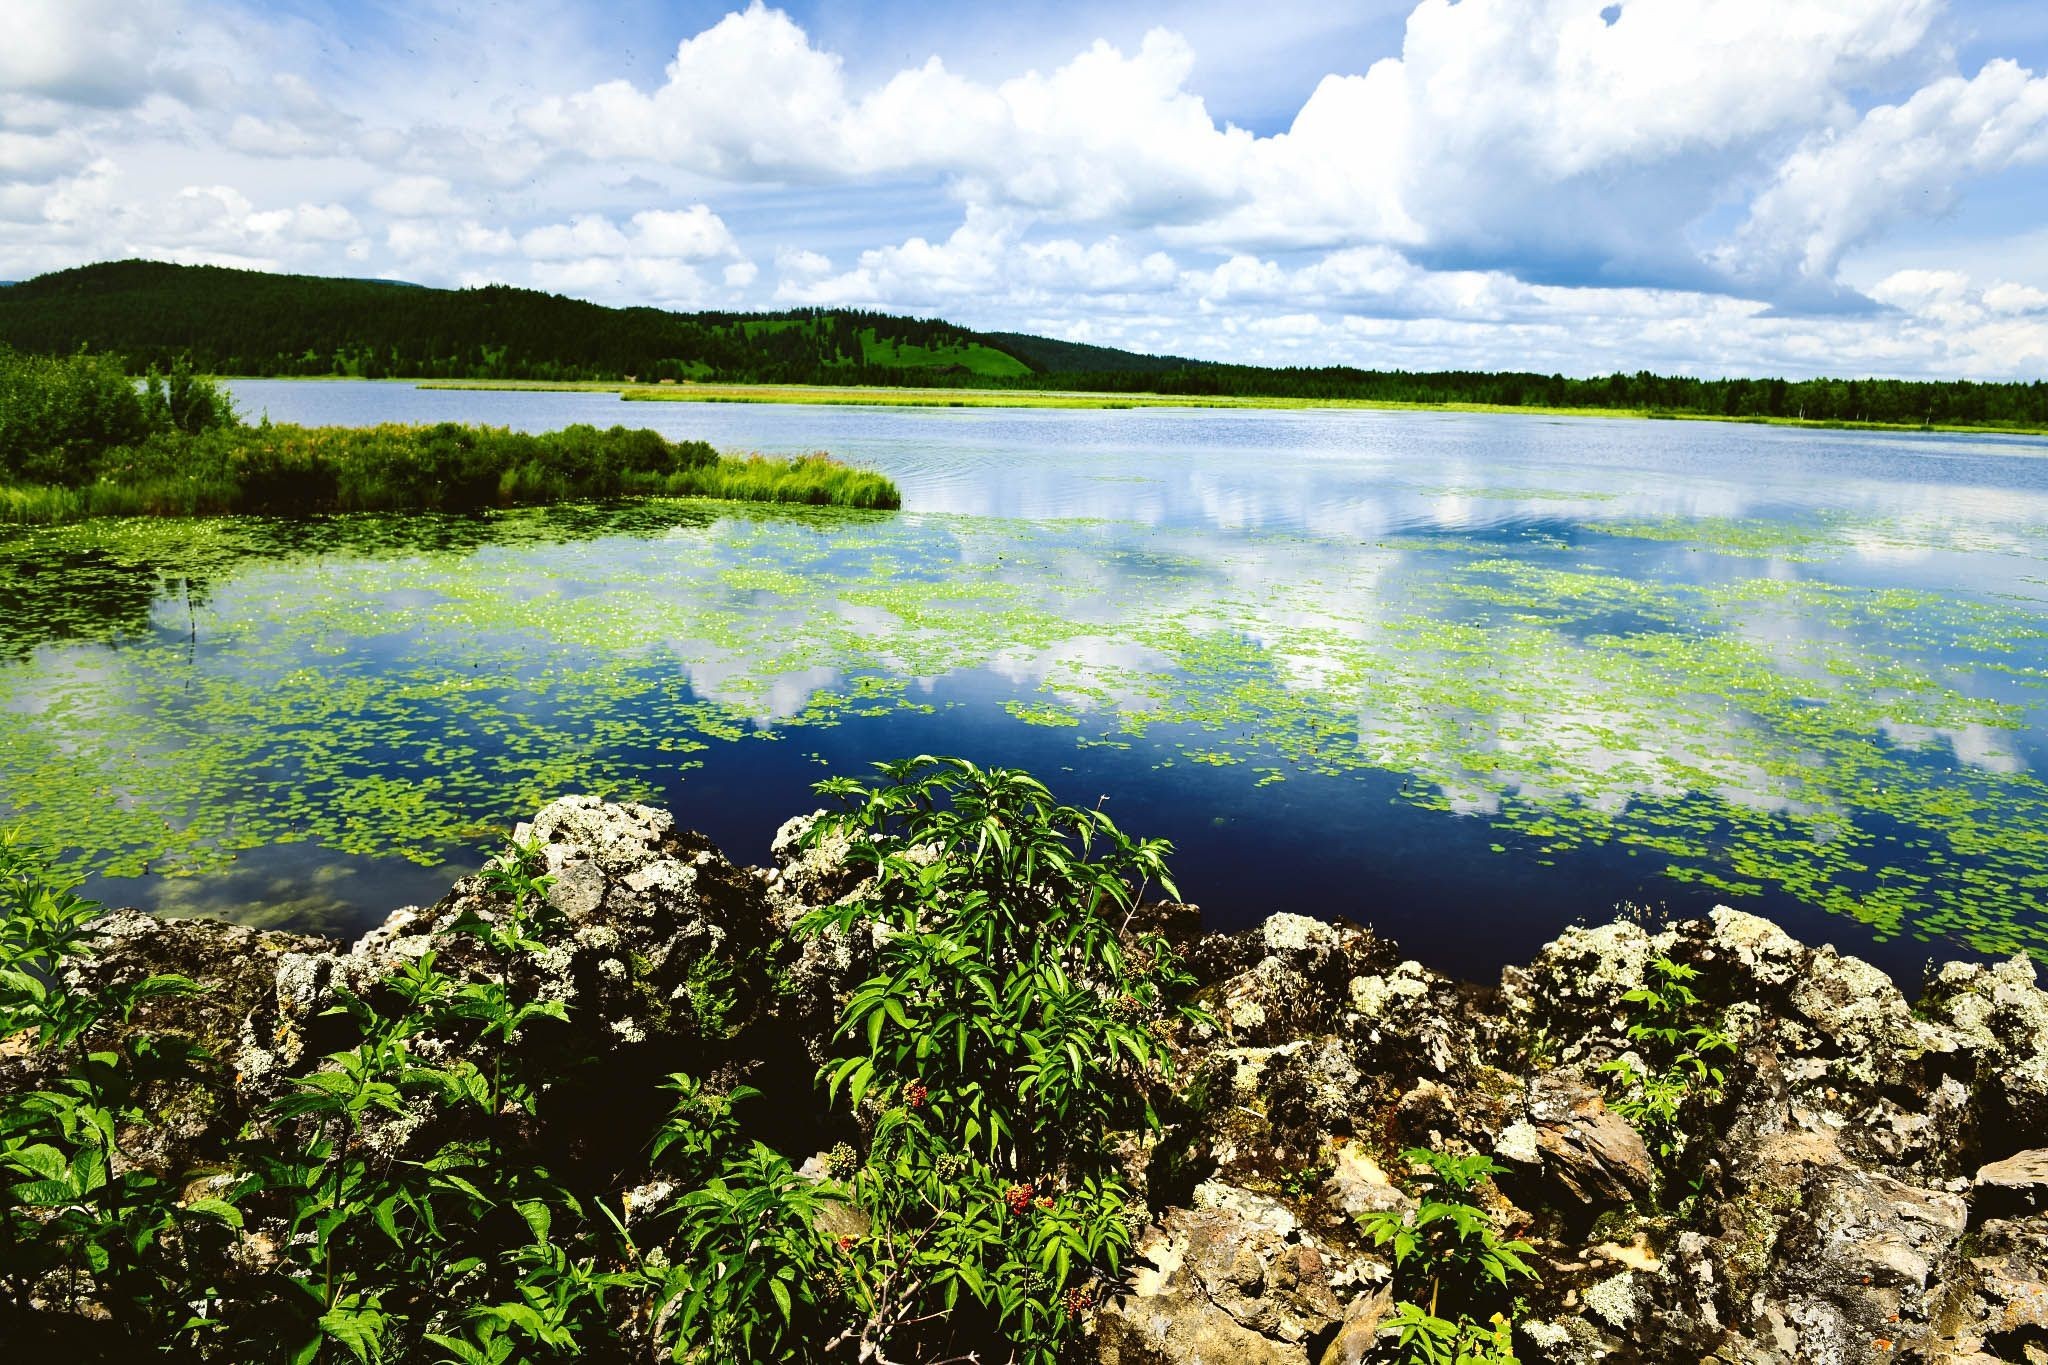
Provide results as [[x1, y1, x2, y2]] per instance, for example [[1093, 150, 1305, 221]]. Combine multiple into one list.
[[6, 0, 2048, 378]]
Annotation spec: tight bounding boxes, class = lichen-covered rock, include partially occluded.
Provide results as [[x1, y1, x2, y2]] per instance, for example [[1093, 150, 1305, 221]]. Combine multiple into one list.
[[1521, 1075, 1655, 1208], [1498, 919, 1658, 1066], [1919, 953, 2048, 1160], [1189, 914, 1397, 1046], [39, 912, 326, 1175], [1973, 1150, 2048, 1221], [1945, 1214, 2048, 1360], [1092, 1182, 1383, 1365], [765, 809, 866, 908], [28, 802, 2048, 1365], [1753, 1167, 1968, 1359]]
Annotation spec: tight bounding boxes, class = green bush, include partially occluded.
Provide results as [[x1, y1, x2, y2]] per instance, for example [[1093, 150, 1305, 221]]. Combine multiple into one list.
[[779, 756, 1200, 1361], [0, 347, 899, 520], [1595, 955, 1734, 1200], [0, 756, 1194, 1361], [1359, 1147, 1537, 1365]]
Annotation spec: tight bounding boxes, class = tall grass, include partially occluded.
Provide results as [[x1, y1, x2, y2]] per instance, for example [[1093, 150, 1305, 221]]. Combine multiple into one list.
[[0, 349, 900, 521], [658, 451, 902, 508]]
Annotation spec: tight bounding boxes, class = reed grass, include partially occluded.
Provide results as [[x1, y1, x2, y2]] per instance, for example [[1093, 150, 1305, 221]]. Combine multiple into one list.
[[0, 421, 899, 523]]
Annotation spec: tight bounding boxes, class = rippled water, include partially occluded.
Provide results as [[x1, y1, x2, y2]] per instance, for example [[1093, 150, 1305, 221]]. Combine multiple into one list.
[[2, 379, 2045, 979]]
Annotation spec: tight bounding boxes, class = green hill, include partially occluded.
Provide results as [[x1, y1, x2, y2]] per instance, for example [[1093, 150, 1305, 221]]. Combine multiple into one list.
[[0, 259, 1178, 385]]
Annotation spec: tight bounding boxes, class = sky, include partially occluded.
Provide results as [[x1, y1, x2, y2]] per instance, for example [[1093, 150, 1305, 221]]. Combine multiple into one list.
[[6, 0, 2048, 379]]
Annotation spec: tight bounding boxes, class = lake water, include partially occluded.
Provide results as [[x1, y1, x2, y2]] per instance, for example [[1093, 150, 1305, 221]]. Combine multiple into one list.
[[4, 378, 2047, 980]]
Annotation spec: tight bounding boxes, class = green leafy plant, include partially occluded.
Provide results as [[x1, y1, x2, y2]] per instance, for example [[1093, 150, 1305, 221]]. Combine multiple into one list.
[[1359, 1147, 1536, 1365], [0, 757, 1206, 1362], [780, 755, 1200, 1364], [1595, 956, 1735, 1178], [0, 828, 217, 1347]]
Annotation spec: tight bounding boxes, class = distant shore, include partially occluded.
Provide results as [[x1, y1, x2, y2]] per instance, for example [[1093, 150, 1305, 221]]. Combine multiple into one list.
[[390, 376, 2048, 435]]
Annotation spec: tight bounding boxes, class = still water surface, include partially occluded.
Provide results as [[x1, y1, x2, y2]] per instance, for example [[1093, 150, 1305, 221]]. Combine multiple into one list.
[[4, 379, 2046, 979]]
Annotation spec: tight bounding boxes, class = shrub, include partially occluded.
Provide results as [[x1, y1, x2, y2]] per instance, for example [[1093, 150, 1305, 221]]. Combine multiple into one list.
[[780, 755, 1199, 1362], [1359, 1147, 1537, 1365], [0, 347, 898, 521], [1595, 955, 1734, 1203], [0, 756, 1192, 1361]]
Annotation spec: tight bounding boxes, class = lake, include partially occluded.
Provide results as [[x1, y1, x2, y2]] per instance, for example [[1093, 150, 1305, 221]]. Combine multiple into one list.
[[4, 379, 2047, 980]]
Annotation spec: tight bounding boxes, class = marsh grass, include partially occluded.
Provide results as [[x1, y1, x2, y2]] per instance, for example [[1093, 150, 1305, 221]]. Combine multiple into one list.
[[0, 349, 899, 521], [0, 420, 898, 522]]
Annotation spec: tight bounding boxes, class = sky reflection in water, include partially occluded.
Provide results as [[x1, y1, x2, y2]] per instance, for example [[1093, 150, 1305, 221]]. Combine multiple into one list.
[[1, 382, 2045, 980]]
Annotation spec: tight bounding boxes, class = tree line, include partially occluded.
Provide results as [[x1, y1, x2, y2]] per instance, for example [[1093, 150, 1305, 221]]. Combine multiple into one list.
[[4, 260, 2045, 427]]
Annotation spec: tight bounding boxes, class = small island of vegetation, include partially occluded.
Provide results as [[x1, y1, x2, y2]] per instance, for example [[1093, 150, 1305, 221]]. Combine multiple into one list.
[[0, 347, 899, 523]]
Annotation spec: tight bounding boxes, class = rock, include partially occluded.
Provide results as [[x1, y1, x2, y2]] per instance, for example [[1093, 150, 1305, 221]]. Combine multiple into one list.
[[1948, 1214, 2048, 1358], [1189, 914, 1396, 1046], [1092, 1183, 1383, 1365], [1346, 960, 1475, 1077], [43, 912, 326, 1174], [1973, 1149, 2048, 1221], [767, 809, 866, 908], [1322, 1143, 1407, 1222], [144, 796, 789, 1172], [1920, 953, 2048, 1159], [1739, 1165, 1968, 1360], [1263, 1037, 1368, 1152], [1315, 1285, 1392, 1365], [1525, 1076, 1655, 1207], [1498, 920, 1657, 1065], [26, 795, 2048, 1365]]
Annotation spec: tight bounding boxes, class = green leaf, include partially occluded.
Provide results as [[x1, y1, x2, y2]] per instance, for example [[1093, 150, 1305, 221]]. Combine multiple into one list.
[[183, 1197, 244, 1229]]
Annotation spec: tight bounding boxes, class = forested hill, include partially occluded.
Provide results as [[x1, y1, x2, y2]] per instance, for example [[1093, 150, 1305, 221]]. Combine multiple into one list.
[[0, 259, 1198, 385], [5, 258, 2048, 427]]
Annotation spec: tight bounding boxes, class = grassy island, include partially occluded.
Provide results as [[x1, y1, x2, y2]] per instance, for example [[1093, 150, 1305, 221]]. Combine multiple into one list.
[[0, 349, 898, 523]]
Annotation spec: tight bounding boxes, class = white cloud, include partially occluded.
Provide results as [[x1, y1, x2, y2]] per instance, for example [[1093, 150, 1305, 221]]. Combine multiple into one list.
[[3, 0, 2048, 382], [370, 175, 459, 217], [522, 5, 1253, 220], [0, 0, 183, 108], [628, 206, 741, 260], [1724, 59, 2048, 290], [520, 215, 631, 260], [520, 0, 1997, 302]]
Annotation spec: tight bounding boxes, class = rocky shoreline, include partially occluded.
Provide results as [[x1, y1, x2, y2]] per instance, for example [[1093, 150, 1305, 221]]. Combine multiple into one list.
[[20, 795, 2048, 1363]]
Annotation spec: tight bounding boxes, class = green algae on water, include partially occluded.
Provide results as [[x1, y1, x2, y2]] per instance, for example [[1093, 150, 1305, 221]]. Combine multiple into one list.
[[2, 491, 2046, 962]]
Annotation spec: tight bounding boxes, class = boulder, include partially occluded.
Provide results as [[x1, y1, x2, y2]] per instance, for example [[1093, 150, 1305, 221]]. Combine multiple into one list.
[[1973, 1149, 2048, 1221], [1523, 1075, 1655, 1207], [1092, 1183, 1384, 1365]]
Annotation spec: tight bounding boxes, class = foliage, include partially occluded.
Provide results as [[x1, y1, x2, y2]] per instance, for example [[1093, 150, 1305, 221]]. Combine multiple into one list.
[[0, 829, 210, 1347], [0, 347, 233, 484], [0, 755, 1198, 1361], [0, 344, 899, 520], [774, 755, 1200, 1362], [1359, 1147, 1537, 1365], [0, 260, 1066, 387], [1595, 956, 1736, 1182], [0, 349, 899, 521]]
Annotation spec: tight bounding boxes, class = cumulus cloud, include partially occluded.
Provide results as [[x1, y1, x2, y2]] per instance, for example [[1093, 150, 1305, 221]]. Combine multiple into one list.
[[370, 175, 459, 218], [0, 1, 186, 108], [4, 0, 2048, 380], [520, 0, 2003, 302], [522, 3, 1253, 220], [508, 206, 749, 307], [1723, 59, 2048, 293]]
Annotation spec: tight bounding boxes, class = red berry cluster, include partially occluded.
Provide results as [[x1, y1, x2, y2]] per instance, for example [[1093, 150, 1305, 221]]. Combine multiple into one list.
[[904, 1079, 928, 1109], [1004, 1183, 1036, 1215], [1064, 1283, 1097, 1316]]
